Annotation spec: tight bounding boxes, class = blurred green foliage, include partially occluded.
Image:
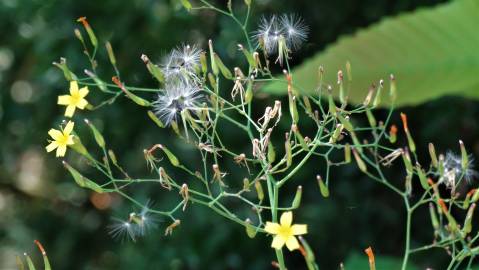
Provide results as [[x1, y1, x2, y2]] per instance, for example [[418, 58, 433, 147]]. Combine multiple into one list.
[[4, 0, 479, 269]]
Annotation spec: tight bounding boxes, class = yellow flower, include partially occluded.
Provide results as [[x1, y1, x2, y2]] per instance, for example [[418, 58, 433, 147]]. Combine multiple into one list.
[[46, 121, 75, 157], [57, 81, 89, 117], [264, 211, 307, 251]]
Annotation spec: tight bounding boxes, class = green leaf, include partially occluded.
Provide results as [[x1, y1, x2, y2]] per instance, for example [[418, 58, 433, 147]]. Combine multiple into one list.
[[263, 0, 479, 107]]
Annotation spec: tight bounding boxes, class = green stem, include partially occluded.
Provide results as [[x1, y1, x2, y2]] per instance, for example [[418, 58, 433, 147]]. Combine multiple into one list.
[[401, 202, 412, 270]]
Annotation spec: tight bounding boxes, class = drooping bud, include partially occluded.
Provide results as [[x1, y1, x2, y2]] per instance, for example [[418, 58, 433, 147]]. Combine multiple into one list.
[[238, 44, 256, 68], [156, 144, 180, 167]]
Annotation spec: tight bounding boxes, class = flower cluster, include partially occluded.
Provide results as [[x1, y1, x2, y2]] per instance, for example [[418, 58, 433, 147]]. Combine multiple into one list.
[[253, 14, 309, 65], [441, 151, 477, 188], [153, 44, 203, 126], [46, 81, 90, 157]]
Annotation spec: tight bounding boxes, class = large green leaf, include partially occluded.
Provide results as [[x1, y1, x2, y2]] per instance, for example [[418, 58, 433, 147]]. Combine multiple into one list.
[[263, 0, 479, 107]]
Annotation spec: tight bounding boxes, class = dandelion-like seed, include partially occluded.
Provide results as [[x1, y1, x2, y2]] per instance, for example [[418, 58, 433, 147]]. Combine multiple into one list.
[[162, 44, 202, 83], [108, 218, 137, 242], [280, 14, 309, 51], [153, 81, 202, 126], [441, 151, 477, 188], [252, 14, 308, 65]]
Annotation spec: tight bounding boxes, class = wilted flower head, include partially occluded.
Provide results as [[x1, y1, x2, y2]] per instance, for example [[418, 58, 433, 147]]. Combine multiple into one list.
[[153, 81, 202, 125], [253, 14, 308, 64], [162, 44, 202, 83], [440, 151, 477, 188]]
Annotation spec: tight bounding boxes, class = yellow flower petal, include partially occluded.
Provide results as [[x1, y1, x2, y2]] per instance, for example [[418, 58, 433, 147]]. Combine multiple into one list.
[[48, 129, 63, 141], [56, 145, 67, 157], [63, 121, 75, 135], [291, 224, 307, 235], [271, 235, 286, 250], [76, 98, 88, 109], [280, 211, 293, 227], [65, 105, 76, 117], [45, 141, 58, 152], [285, 236, 300, 251], [57, 95, 72, 105], [69, 81, 79, 96], [78, 87, 89, 98], [264, 222, 280, 234]]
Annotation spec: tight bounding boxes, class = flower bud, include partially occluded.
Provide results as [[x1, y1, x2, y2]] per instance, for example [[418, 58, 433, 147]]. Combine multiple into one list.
[[317, 175, 329, 198], [285, 134, 292, 167], [291, 186, 302, 208], [213, 53, 232, 79], [158, 144, 180, 167], [77, 17, 97, 48], [245, 218, 257, 238], [373, 80, 383, 108], [352, 148, 367, 173], [463, 203, 476, 234], [180, 0, 192, 11], [52, 57, 77, 81], [459, 140, 469, 171], [243, 178, 250, 192], [389, 125, 397, 144], [416, 164, 428, 190], [400, 113, 416, 153], [429, 202, 439, 232], [329, 124, 343, 144], [389, 74, 397, 102], [344, 143, 351, 163], [366, 109, 376, 128], [208, 73, 218, 92], [364, 247, 376, 270], [147, 110, 165, 128], [267, 142, 276, 163], [63, 161, 104, 193], [141, 54, 165, 83], [288, 90, 299, 124], [238, 44, 256, 68], [209, 40, 219, 76], [428, 143, 438, 168], [292, 124, 308, 150], [254, 180, 264, 202], [84, 119, 105, 148], [112, 76, 151, 107], [245, 79, 253, 104], [105, 41, 117, 66]]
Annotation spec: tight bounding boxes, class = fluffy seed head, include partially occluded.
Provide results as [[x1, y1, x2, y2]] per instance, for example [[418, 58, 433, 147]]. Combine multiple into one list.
[[253, 14, 308, 56], [153, 81, 202, 125], [162, 44, 202, 83], [441, 151, 477, 188]]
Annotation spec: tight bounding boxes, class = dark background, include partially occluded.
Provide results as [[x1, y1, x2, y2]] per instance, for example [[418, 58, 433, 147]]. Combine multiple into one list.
[[3, 0, 479, 269]]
